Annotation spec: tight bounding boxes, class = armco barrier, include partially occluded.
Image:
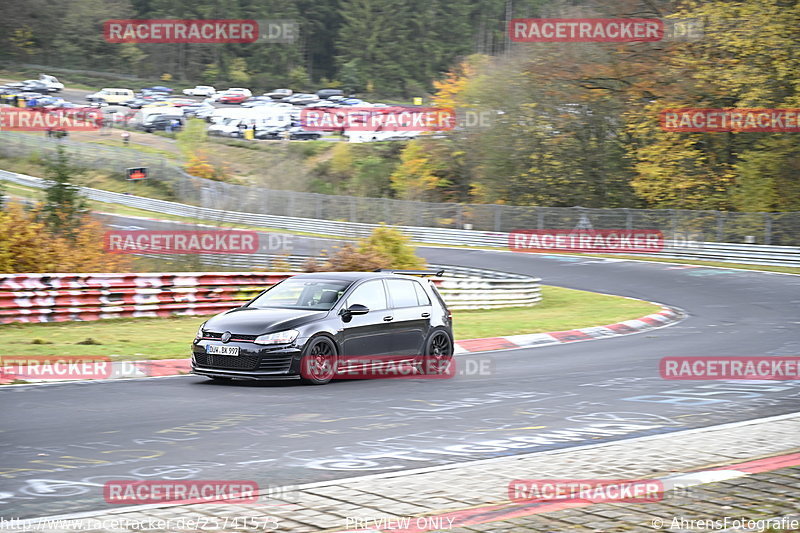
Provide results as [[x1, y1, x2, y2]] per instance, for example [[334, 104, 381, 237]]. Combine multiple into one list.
[[0, 268, 542, 324], [2, 169, 797, 267]]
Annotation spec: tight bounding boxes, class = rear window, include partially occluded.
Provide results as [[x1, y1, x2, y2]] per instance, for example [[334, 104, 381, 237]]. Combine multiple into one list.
[[414, 281, 431, 305], [386, 279, 419, 308]]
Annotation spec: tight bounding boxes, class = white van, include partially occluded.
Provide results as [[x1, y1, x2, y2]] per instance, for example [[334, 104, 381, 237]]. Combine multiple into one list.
[[208, 108, 293, 137], [39, 74, 64, 92], [86, 88, 135, 105]]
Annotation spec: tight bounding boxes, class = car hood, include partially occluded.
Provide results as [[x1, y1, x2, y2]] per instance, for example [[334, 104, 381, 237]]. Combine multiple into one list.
[[203, 307, 328, 335]]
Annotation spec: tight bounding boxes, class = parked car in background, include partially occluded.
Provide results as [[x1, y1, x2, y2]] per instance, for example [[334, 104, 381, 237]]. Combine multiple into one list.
[[218, 93, 249, 104], [254, 126, 284, 140], [22, 80, 54, 93], [286, 126, 322, 140], [265, 88, 292, 99], [317, 89, 344, 99], [86, 88, 135, 105], [194, 105, 217, 120], [287, 93, 320, 105], [182, 102, 215, 117], [139, 89, 170, 99], [122, 98, 150, 109], [142, 100, 175, 108], [165, 98, 197, 107], [241, 96, 274, 108], [341, 98, 367, 106], [216, 88, 252, 104], [183, 85, 216, 97], [208, 117, 252, 137], [29, 96, 66, 108], [143, 85, 173, 93], [38, 74, 64, 92], [138, 113, 184, 133]]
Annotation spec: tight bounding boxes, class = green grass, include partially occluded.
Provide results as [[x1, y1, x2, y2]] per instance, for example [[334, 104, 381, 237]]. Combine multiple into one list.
[[451, 286, 659, 339], [89, 139, 178, 159], [0, 286, 659, 360]]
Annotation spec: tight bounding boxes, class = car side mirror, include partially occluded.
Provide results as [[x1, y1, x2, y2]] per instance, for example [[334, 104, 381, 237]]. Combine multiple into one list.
[[339, 303, 369, 319]]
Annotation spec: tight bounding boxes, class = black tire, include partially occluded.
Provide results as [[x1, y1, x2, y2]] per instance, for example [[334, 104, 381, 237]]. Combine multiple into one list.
[[299, 336, 338, 385], [419, 329, 454, 375]]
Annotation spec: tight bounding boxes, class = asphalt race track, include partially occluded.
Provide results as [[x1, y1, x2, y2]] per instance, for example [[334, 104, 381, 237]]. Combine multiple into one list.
[[2, 242, 799, 519]]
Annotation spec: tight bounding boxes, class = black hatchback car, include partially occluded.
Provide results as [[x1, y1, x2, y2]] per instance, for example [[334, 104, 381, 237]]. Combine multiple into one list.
[[191, 271, 454, 384]]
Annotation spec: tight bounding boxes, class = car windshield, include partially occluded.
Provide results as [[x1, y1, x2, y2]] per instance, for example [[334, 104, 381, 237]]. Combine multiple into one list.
[[248, 279, 351, 310]]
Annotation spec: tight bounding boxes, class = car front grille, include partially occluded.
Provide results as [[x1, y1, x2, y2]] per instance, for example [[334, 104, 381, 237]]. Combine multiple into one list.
[[195, 353, 260, 370], [203, 332, 259, 342]]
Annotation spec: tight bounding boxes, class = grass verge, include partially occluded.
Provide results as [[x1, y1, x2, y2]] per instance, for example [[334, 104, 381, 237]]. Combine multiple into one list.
[[0, 286, 660, 360]]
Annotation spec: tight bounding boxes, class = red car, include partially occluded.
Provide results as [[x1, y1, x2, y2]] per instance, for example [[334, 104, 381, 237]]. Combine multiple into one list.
[[218, 92, 250, 104]]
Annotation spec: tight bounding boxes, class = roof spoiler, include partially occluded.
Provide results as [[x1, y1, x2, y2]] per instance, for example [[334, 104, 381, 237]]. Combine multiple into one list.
[[375, 268, 445, 277]]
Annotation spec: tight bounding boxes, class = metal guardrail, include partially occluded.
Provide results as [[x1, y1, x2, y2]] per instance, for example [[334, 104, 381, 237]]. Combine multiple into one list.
[[0, 267, 542, 324], [2, 131, 799, 246], [1, 169, 799, 267]]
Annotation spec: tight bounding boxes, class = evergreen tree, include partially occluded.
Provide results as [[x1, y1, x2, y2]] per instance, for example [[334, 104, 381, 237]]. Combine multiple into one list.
[[42, 146, 88, 236]]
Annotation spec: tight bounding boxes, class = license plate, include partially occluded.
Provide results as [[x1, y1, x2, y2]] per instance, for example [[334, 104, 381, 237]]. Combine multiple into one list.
[[206, 345, 239, 356]]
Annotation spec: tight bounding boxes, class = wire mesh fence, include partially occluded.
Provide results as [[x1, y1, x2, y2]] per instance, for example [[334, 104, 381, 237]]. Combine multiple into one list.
[[1, 131, 798, 245]]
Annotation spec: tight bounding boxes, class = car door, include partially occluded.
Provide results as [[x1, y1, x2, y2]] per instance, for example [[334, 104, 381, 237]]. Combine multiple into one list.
[[385, 279, 431, 356], [339, 280, 394, 361]]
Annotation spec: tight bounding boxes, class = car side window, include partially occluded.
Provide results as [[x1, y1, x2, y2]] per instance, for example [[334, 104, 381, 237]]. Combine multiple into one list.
[[346, 280, 387, 311], [386, 279, 419, 308], [413, 281, 431, 305]]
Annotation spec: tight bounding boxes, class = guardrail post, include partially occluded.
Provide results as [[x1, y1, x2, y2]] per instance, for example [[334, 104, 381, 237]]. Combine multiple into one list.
[[670, 209, 677, 239], [764, 213, 772, 245]]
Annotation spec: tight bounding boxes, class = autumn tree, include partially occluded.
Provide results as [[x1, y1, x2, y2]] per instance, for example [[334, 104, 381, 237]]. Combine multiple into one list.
[[0, 203, 132, 273]]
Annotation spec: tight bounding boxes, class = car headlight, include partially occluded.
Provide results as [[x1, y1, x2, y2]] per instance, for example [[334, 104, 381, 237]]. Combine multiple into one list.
[[254, 330, 299, 345], [194, 323, 206, 343]]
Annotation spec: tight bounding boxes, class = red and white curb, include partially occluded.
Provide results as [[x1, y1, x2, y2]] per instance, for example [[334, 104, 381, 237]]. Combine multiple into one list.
[[0, 306, 684, 385], [453, 305, 684, 354]]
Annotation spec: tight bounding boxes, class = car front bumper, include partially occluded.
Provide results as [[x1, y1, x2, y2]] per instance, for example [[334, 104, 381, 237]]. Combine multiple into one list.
[[191, 340, 304, 380]]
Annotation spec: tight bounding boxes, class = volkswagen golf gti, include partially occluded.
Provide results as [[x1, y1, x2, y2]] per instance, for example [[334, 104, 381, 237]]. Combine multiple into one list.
[[191, 270, 454, 384]]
